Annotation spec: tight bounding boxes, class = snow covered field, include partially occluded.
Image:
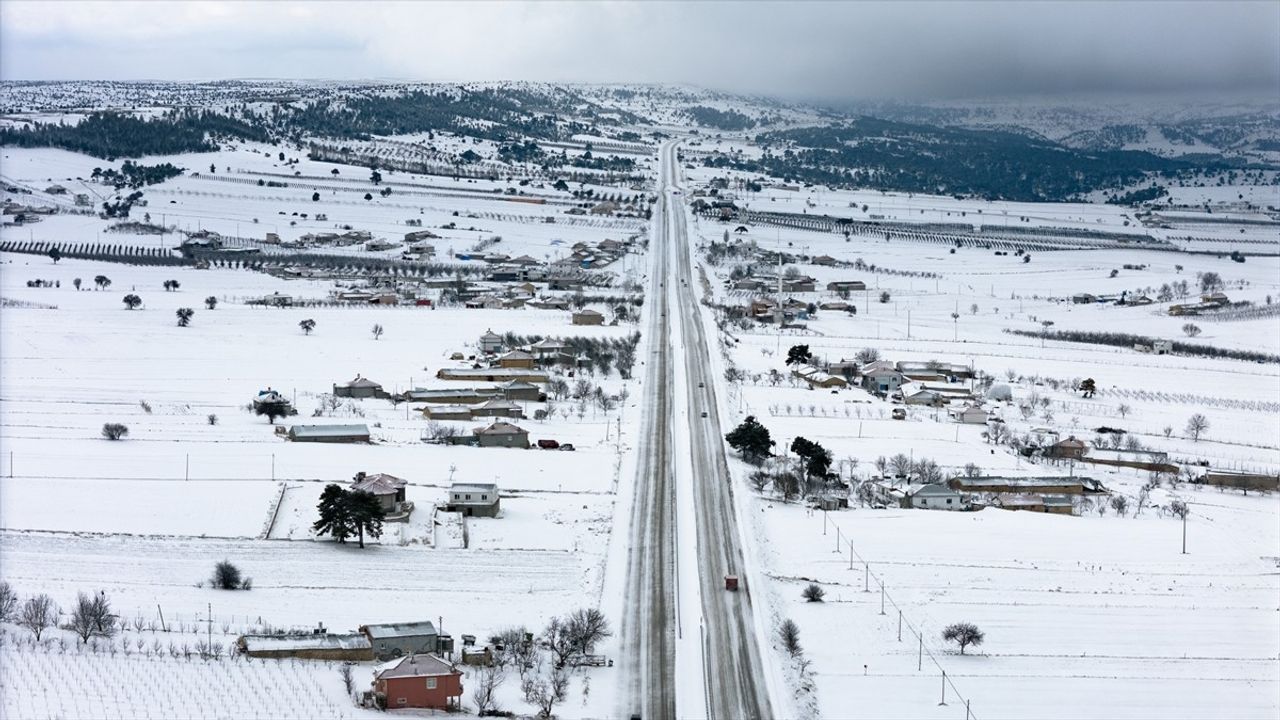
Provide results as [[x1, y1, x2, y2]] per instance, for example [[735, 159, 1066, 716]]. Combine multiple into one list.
[[2, 81, 1278, 719], [690, 193, 1280, 718]]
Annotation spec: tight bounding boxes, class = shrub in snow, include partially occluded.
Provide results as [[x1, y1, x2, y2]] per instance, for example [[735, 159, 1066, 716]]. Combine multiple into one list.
[[102, 423, 129, 440], [211, 560, 248, 590], [802, 583, 825, 602], [779, 618, 802, 656]]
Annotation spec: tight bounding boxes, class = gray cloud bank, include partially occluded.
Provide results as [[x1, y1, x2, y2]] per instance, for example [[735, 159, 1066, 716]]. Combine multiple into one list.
[[2, 1, 1276, 100]]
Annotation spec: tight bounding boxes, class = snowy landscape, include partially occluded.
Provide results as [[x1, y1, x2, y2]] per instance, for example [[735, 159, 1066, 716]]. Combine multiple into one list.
[[1, 3, 1279, 718]]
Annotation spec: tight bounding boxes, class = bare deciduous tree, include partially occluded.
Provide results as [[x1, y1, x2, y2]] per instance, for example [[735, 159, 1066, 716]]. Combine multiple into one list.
[[339, 663, 355, 697], [19, 593, 57, 640], [1186, 413, 1209, 442], [942, 622, 985, 654], [471, 663, 506, 716], [0, 582, 16, 623]]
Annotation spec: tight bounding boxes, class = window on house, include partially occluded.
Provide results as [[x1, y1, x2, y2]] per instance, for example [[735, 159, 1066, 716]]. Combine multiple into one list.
[[426, 678, 438, 690], [946, 499, 953, 504], [397, 698, 407, 705], [481, 495, 487, 500], [465, 494, 472, 500], [921, 499, 927, 505]]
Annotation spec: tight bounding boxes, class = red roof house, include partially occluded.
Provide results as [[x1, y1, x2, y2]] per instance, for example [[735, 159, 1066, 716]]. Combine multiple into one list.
[[372, 653, 463, 710]]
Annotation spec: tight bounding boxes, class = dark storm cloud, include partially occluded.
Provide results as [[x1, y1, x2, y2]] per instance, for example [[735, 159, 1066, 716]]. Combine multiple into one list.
[[2, 1, 1276, 100]]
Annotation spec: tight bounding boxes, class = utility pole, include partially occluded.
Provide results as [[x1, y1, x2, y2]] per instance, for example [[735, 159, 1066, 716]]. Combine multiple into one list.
[[1182, 509, 1188, 554]]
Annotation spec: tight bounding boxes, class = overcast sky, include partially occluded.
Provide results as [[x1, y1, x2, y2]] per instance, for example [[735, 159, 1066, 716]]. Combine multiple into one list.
[[2, 1, 1277, 100]]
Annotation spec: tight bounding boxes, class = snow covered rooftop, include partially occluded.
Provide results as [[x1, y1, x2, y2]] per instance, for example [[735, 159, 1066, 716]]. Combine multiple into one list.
[[241, 633, 371, 652], [375, 653, 456, 679], [288, 424, 370, 438], [362, 621, 437, 639], [352, 473, 407, 495]]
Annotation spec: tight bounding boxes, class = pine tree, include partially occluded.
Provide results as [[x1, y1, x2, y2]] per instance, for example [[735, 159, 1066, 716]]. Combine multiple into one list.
[[313, 484, 353, 544], [348, 490, 386, 548], [726, 416, 774, 464]]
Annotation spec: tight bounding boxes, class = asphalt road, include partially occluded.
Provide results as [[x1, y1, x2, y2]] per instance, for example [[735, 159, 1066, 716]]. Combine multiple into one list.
[[618, 141, 678, 720], [619, 141, 772, 720]]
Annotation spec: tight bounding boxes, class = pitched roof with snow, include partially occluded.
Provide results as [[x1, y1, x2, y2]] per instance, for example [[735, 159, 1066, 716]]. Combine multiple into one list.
[[363, 621, 437, 639], [474, 421, 526, 435], [289, 424, 370, 438], [352, 473, 407, 495], [376, 653, 457, 680]]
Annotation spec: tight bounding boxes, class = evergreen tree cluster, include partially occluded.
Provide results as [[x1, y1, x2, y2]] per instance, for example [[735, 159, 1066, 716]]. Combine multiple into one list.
[[91, 161, 184, 189], [705, 118, 1238, 202], [0, 110, 267, 159], [687, 106, 757, 131]]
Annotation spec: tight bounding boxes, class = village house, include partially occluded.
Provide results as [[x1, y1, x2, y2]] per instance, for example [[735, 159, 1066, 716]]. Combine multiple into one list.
[[498, 380, 543, 402], [993, 494, 1075, 515], [473, 421, 529, 448], [811, 255, 838, 266], [530, 338, 570, 358], [404, 229, 440, 243], [371, 654, 463, 711], [470, 399, 525, 419], [1044, 437, 1087, 460], [351, 472, 412, 518], [287, 424, 371, 443], [445, 482, 501, 517], [826, 359, 861, 380], [947, 405, 989, 424], [900, 385, 945, 406], [333, 375, 385, 399], [360, 621, 446, 661], [792, 364, 848, 389], [860, 361, 905, 394], [572, 308, 605, 326], [909, 483, 968, 511], [497, 350, 536, 369]]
